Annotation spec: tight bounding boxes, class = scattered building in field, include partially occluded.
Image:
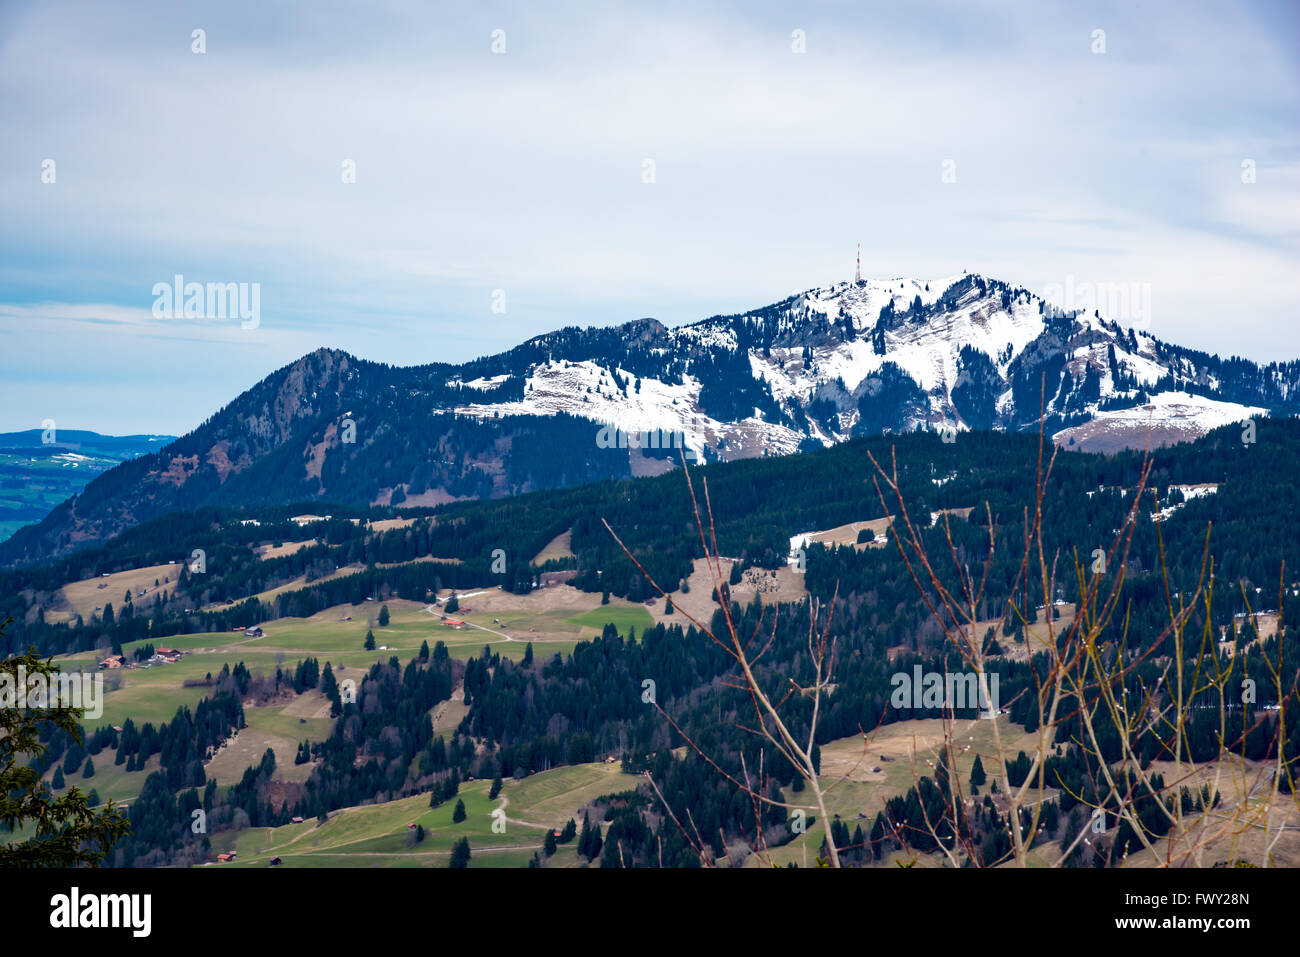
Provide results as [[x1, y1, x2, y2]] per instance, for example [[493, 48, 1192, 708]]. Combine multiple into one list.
[[99, 655, 123, 669], [441, 619, 466, 629], [245, 625, 264, 638]]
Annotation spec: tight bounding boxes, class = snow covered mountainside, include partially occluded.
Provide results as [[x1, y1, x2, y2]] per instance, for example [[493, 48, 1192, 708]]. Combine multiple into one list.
[[451, 272, 1296, 459], [6, 271, 1298, 565]]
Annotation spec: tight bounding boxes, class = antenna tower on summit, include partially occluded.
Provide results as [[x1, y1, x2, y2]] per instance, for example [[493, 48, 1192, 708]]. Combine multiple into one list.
[[855, 243, 862, 284]]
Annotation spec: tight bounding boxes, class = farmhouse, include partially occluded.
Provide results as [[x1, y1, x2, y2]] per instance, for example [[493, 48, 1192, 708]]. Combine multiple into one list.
[[245, 625, 264, 637], [441, 619, 466, 629], [99, 655, 123, 669]]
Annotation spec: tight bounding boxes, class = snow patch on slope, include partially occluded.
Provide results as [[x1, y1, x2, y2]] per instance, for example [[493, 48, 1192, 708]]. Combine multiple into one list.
[[453, 359, 803, 462], [1054, 391, 1265, 452]]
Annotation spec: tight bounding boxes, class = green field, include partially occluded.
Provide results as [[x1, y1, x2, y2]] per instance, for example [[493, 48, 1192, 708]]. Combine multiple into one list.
[[222, 763, 639, 868], [565, 605, 654, 637], [52, 591, 654, 736], [55, 601, 464, 731], [205, 693, 335, 786], [41, 747, 162, 810]]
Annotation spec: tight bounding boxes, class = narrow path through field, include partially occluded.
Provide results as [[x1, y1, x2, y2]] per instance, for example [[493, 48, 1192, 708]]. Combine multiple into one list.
[[495, 794, 551, 831]]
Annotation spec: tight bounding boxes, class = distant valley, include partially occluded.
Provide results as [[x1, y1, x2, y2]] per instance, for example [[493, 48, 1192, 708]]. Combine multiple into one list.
[[0, 430, 173, 542]]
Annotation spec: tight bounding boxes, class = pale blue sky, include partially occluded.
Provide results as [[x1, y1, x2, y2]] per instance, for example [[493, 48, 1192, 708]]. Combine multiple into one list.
[[1, 0, 1297, 434]]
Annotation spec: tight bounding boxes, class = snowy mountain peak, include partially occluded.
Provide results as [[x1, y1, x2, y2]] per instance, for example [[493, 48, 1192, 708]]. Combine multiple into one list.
[[442, 271, 1289, 463]]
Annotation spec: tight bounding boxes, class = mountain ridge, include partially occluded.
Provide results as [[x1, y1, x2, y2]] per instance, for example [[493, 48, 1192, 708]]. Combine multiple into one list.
[[3, 271, 1295, 567]]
